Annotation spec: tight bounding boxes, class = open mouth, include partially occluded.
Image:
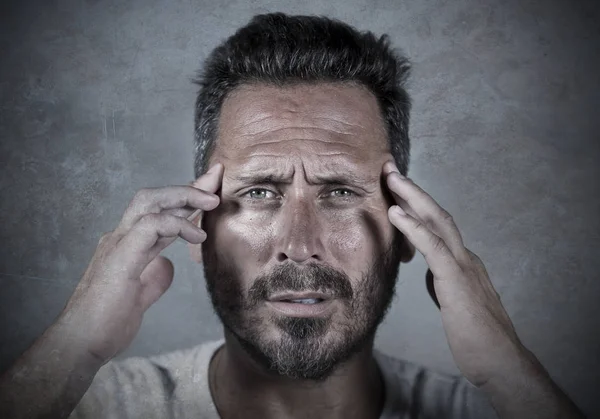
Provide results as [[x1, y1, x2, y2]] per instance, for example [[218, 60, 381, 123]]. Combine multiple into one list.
[[266, 294, 335, 317], [279, 298, 325, 304], [269, 291, 332, 303]]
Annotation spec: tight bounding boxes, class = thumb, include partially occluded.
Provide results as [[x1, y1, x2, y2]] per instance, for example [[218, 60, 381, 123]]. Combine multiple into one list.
[[139, 256, 175, 311]]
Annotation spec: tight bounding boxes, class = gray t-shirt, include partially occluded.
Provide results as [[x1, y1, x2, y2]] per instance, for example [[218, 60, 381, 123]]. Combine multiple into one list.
[[69, 339, 499, 418]]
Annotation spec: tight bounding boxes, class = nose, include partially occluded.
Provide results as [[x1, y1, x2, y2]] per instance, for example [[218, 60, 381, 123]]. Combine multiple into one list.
[[274, 198, 325, 264]]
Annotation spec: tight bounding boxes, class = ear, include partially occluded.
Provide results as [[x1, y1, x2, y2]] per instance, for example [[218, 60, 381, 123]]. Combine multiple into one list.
[[400, 238, 416, 263]]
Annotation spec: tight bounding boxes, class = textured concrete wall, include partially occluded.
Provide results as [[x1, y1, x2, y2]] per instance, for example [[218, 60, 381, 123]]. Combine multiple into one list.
[[1, 0, 598, 416]]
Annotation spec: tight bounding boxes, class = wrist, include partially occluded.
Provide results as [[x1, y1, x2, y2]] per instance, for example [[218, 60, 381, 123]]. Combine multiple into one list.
[[478, 346, 584, 419], [48, 313, 107, 372], [478, 345, 544, 392]]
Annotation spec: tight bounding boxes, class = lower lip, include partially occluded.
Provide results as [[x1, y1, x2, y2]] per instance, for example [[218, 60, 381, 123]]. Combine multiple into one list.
[[266, 300, 335, 317]]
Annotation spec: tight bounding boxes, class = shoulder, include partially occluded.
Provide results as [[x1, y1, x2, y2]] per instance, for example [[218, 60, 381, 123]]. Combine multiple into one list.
[[374, 349, 499, 419], [143, 338, 224, 384], [70, 339, 224, 419]]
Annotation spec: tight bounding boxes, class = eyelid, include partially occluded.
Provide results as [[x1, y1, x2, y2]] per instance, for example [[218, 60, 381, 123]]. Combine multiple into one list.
[[242, 187, 357, 199], [243, 188, 277, 199]]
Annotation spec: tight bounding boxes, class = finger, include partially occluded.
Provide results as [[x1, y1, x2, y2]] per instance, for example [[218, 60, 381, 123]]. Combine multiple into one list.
[[388, 205, 464, 285], [164, 163, 224, 224], [139, 256, 174, 311], [188, 162, 224, 226], [382, 162, 420, 220], [191, 162, 224, 192], [115, 164, 222, 235], [384, 163, 467, 262], [113, 213, 206, 280]]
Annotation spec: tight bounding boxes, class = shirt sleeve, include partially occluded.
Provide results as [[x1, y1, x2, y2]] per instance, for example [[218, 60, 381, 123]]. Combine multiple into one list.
[[447, 377, 499, 419], [68, 358, 173, 419], [375, 349, 500, 419]]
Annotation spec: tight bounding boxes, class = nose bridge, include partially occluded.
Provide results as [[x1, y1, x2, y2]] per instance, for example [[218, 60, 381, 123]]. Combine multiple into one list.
[[276, 191, 324, 263]]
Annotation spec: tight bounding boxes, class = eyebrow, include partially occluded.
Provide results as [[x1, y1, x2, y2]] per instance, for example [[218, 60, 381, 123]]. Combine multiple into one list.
[[233, 171, 370, 187]]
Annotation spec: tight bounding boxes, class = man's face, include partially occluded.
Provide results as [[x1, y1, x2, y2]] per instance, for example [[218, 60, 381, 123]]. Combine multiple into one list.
[[196, 82, 408, 381]]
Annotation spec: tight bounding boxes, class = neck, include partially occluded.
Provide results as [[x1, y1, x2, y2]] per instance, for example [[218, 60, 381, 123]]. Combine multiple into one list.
[[209, 328, 385, 419]]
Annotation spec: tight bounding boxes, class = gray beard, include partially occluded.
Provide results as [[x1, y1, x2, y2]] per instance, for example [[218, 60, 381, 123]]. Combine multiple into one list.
[[202, 230, 404, 381]]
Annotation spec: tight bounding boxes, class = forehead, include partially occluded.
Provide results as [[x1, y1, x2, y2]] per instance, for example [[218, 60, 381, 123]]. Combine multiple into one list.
[[214, 82, 389, 163]]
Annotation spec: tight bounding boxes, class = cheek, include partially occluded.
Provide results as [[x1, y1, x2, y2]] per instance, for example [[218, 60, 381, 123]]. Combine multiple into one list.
[[210, 210, 274, 280], [326, 211, 379, 266], [328, 218, 364, 257], [325, 204, 394, 270]]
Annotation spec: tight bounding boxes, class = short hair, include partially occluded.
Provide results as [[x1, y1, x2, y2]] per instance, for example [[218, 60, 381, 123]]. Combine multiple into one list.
[[191, 12, 412, 179]]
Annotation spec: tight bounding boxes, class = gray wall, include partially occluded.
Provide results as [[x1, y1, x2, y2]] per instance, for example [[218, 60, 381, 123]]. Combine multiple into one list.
[[1, 0, 598, 416]]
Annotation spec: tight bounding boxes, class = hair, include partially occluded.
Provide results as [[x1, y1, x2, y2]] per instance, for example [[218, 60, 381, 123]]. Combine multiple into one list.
[[191, 12, 412, 180]]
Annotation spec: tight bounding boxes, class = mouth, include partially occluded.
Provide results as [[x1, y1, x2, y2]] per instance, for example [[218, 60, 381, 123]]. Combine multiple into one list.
[[268, 292, 332, 303], [266, 292, 335, 317]]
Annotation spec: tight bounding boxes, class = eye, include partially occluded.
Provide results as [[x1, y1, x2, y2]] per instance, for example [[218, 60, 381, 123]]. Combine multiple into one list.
[[245, 188, 276, 199], [242, 188, 357, 201], [329, 188, 355, 199]]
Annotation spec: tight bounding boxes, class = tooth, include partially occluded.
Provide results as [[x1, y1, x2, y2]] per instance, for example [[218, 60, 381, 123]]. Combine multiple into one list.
[[290, 298, 320, 304]]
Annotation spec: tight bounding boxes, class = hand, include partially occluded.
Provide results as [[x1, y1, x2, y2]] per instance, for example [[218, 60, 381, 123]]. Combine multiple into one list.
[[382, 161, 526, 387], [58, 163, 224, 365]]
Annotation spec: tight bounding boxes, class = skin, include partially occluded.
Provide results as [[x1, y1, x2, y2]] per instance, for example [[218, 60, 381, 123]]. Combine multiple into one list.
[[188, 82, 415, 418], [187, 81, 585, 419], [0, 81, 581, 419]]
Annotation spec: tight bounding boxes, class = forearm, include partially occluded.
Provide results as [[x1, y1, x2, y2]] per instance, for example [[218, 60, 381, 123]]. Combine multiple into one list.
[[480, 346, 585, 419], [0, 318, 103, 419]]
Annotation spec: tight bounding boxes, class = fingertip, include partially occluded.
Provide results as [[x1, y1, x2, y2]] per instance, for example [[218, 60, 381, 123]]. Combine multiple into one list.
[[208, 162, 223, 174], [389, 205, 406, 217], [384, 160, 399, 174], [192, 228, 207, 242]]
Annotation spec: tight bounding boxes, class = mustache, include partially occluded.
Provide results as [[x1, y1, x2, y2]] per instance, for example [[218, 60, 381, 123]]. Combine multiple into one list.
[[247, 262, 354, 305]]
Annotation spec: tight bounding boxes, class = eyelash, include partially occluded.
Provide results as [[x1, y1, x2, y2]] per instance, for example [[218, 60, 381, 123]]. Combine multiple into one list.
[[243, 188, 357, 201]]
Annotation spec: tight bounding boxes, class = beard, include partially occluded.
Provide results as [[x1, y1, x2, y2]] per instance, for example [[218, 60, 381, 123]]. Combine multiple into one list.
[[202, 229, 405, 382]]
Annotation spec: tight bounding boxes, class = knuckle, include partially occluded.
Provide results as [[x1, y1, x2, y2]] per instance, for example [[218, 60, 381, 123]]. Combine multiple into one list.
[[99, 232, 113, 242], [431, 235, 446, 252], [133, 188, 153, 202], [98, 231, 122, 249], [138, 213, 184, 233], [133, 188, 147, 199], [423, 217, 436, 232], [137, 213, 163, 232], [140, 212, 163, 225], [440, 210, 454, 224], [467, 249, 483, 265], [413, 219, 427, 233]]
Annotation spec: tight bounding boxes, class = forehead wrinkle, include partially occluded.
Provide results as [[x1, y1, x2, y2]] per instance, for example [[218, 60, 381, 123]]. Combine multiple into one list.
[[234, 152, 360, 170], [221, 82, 387, 138], [237, 126, 357, 138], [230, 154, 376, 187], [241, 138, 361, 151], [235, 117, 368, 137]]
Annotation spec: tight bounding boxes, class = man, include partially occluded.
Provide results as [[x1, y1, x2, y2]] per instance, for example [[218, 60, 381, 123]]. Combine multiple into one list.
[[0, 12, 585, 419]]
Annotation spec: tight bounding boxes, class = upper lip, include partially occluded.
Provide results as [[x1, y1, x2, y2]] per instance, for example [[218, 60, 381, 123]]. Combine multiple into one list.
[[268, 292, 332, 301]]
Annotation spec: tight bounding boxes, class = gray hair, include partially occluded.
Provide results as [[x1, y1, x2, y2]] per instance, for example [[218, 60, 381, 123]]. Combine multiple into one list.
[[191, 12, 412, 179]]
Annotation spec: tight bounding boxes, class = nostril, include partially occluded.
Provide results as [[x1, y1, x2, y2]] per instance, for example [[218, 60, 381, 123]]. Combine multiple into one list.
[[276, 253, 321, 263]]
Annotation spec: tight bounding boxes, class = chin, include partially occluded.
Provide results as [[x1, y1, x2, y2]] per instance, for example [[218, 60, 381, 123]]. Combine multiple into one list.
[[231, 311, 370, 382]]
